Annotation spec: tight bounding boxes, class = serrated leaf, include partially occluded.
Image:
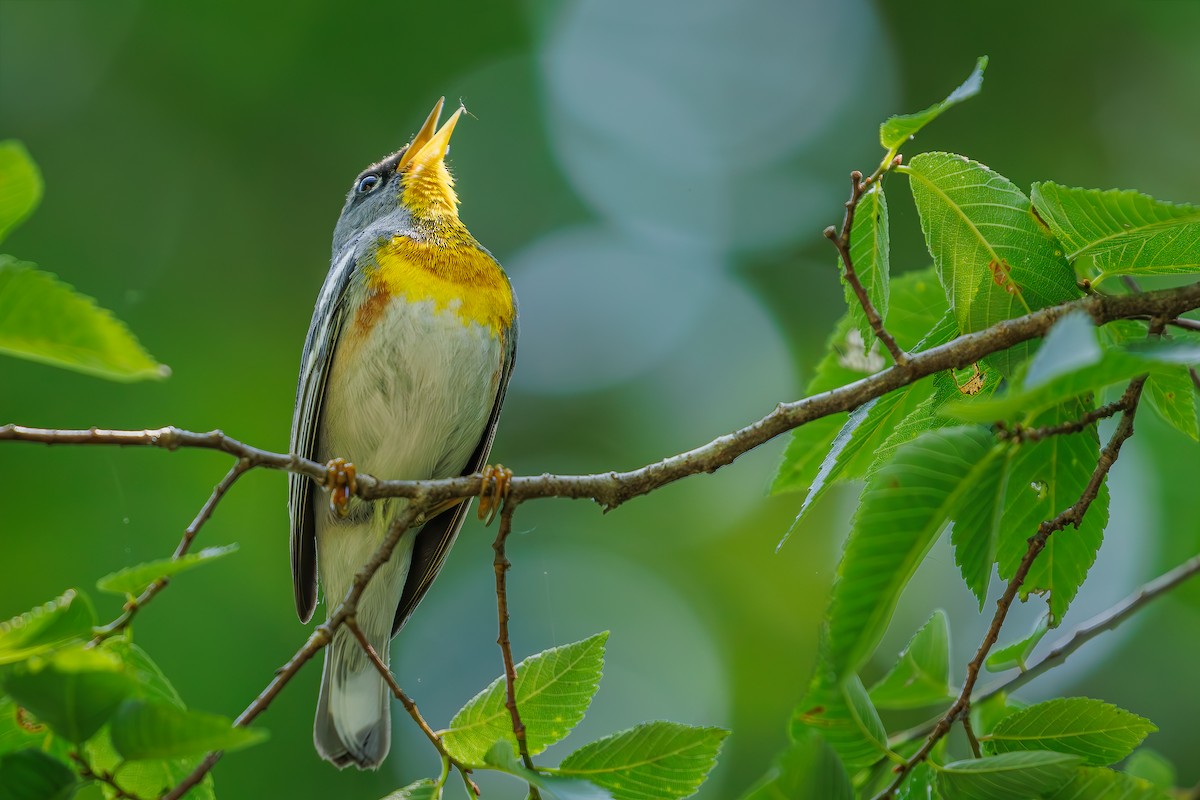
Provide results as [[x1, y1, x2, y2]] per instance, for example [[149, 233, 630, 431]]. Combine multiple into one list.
[[739, 728, 852, 800], [2, 647, 134, 744], [442, 633, 607, 764], [947, 432, 1012, 608], [936, 751, 1080, 800], [109, 699, 266, 761], [996, 401, 1108, 625], [1044, 766, 1168, 800], [986, 614, 1049, 672], [826, 426, 998, 674], [970, 692, 1024, 741], [0, 748, 77, 800], [842, 184, 890, 352], [1031, 182, 1200, 284], [1124, 749, 1176, 791], [793, 670, 889, 769], [96, 544, 239, 596], [868, 611, 955, 710], [556, 722, 727, 800], [905, 153, 1080, 375], [380, 779, 441, 800], [984, 697, 1156, 766], [0, 590, 96, 666], [0, 141, 43, 244], [484, 742, 611, 800], [880, 57, 988, 151], [0, 257, 167, 381]]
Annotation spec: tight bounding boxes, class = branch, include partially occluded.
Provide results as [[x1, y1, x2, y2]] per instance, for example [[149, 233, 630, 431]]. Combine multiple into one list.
[[5, 282, 1200, 516], [161, 505, 425, 800], [877, 376, 1150, 798], [825, 167, 907, 365], [492, 500, 540, 799], [995, 398, 1126, 444]]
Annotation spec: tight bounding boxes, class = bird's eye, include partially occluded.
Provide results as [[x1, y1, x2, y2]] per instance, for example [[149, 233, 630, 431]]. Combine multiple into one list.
[[356, 174, 380, 194]]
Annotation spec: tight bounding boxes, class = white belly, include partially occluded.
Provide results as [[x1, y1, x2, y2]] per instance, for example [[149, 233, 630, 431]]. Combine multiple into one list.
[[320, 296, 504, 481]]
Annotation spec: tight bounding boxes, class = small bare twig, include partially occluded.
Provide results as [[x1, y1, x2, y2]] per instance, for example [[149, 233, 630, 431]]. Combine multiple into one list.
[[826, 168, 908, 366], [995, 399, 1126, 444], [877, 376, 1150, 799], [960, 714, 983, 759], [492, 500, 540, 799], [93, 458, 252, 640], [70, 752, 148, 800]]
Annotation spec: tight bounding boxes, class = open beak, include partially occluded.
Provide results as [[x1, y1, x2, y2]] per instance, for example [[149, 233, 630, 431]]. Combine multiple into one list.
[[397, 97, 464, 173]]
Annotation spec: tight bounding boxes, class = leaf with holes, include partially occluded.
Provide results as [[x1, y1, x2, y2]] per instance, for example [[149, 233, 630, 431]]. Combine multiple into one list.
[[984, 697, 1156, 766], [906, 153, 1079, 375], [442, 633, 607, 765]]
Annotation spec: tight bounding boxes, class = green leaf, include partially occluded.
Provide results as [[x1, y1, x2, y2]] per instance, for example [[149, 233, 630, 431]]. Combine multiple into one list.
[[983, 697, 1156, 766], [868, 610, 955, 710], [96, 544, 239, 596], [947, 433, 1012, 608], [1144, 364, 1199, 441], [793, 670, 888, 769], [0, 748, 77, 800], [0, 257, 168, 381], [2, 647, 134, 744], [109, 699, 266, 761], [1124, 749, 1176, 791], [0, 590, 96, 666], [556, 722, 727, 800], [842, 183, 890, 352], [380, 779, 441, 800], [0, 141, 43, 244], [896, 762, 942, 800], [996, 401, 1108, 625], [936, 751, 1081, 800], [484, 742, 611, 800], [1044, 766, 1168, 800], [738, 729, 851, 800], [825, 426, 997, 674], [880, 57, 988, 151], [970, 692, 1024, 741], [985, 614, 1049, 672], [905, 152, 1080, 375], [442, 633, 607, 764], [1031, 182, 1200, 284], [97, 639, 185, 707]]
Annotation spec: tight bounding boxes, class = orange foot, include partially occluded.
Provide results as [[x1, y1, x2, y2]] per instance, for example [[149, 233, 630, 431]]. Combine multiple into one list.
[[325, 458, 358, 517], [477, 463, 513, 525]]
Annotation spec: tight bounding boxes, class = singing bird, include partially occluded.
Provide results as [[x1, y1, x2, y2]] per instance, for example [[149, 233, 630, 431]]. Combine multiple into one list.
[[289, 98, 517, 768]]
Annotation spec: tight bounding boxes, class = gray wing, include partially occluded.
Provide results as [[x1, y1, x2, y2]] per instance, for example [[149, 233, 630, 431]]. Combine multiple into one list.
[[289, 248, 357, 623], [391, 313, 518, 635]]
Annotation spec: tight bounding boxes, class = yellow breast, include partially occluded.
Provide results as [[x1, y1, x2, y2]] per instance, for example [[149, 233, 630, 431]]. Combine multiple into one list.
[[360, 234, 515, 338]]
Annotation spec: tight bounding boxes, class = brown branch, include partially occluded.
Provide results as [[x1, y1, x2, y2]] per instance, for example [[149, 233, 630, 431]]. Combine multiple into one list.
[[4, 282, 1199, 518], [492, 500, 540, 799], [826, 168, 907, 365], [70, 752, 149, 800], [876, 377, 1150, 799], [960, 713, 983, 759], [161, 505, 425, 800], [93, 458, 251, 640], [995, 398, 1126, 444]]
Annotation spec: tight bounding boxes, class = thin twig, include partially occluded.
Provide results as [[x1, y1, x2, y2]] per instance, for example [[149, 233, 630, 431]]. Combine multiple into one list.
[[826, 169, 908, 365], [996, 399, 1126, 444], [161, 505, 425, 800], [876, 377, 1150, 799], [93, 458, 252, 640], [70, 752, 149, 800], [960, 714, 983, 759], [492, 500, 540, 799]]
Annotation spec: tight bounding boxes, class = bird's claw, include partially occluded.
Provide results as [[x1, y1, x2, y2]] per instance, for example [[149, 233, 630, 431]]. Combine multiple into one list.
[[325, 458, 358, 517], [477, 463, 512, 525]]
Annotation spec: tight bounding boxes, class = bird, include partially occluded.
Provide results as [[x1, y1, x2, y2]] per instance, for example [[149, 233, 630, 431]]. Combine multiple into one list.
[[288, 97, 517, 769]]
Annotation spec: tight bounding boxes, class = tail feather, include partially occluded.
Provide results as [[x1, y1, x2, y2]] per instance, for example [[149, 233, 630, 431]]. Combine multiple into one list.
[[314, 626, 390, 769]]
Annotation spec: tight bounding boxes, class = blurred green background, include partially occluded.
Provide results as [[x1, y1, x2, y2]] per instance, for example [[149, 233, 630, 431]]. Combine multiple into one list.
[[3, 1, 1200, 797]]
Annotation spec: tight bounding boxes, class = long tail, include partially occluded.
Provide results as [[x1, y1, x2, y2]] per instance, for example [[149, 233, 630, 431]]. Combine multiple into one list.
[[314, 624, 391, 769]]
